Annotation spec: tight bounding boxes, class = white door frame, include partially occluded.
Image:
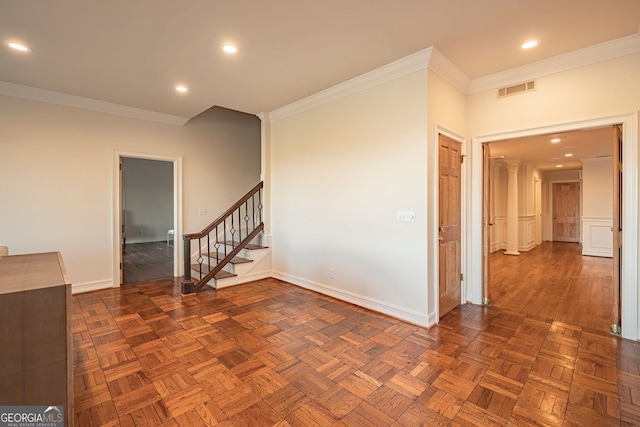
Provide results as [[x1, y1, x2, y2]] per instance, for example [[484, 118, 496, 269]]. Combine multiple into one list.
[[468, 113, 638, 340], [113, 150, 183, 286]]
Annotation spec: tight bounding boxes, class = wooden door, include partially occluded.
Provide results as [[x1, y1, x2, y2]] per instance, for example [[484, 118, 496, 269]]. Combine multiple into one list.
[[119, 157, 124, 285], [612, 125, 622, 333], [438, 134, 462, 317], [482, 143, 491, 305], [552, 182, 580, 242]]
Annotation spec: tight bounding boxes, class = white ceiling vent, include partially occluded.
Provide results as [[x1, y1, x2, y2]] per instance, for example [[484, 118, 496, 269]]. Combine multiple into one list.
[[497, 80, 536, 98]]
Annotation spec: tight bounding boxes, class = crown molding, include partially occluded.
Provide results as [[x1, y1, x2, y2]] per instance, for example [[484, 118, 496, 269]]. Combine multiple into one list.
[[468, 33, 640, 95], [428, 47, 471, 94], [0, 81, 189, 126], [269, 48, 433, 123]]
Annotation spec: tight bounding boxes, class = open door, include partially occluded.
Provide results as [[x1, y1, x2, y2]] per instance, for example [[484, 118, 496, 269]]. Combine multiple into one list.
[[438, 134, 462, 317], [612, 125, 622, 334], [119, 157, 124, 285], [483, 143, 490, 305]]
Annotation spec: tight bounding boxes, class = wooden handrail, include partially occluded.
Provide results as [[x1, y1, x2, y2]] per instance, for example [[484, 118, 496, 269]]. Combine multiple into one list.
[[184, 181, 263, 239]]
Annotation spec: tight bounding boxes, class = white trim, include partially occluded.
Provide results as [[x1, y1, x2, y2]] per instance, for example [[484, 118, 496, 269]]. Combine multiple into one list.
[[470, 113, 638, 341], [428, 47, 471, 94], [72, 279, 113, 294], [113, 151, 183, 288], [215, 271, 272, 289], [0, 81, 189, 126], [268, 47, 471, 123], [272, 271, 434, 328], [269, 48, 432, 123], [581, 216, 613, 257], [468, 33, 640, 95]]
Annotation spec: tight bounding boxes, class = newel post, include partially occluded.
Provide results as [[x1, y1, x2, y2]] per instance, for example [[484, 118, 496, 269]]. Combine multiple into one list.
[[181, 236, 194, 294]]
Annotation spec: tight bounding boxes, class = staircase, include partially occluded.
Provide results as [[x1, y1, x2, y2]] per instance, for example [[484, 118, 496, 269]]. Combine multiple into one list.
[[181, 182, 268, 294], [190, 239, 270, 289]]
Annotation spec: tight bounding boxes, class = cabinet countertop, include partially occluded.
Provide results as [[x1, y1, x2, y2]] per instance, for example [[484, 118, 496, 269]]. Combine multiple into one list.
[[0, 252, 71, 294]]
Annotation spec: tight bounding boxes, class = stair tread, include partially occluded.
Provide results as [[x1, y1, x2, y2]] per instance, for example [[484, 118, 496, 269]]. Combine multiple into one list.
[[190, 264, 238, 279], [205, 252, 253, 264], [230, 242, 269, 250]]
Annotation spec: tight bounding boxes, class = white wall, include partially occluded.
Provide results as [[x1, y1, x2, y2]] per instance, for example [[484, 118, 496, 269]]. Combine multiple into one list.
[[582, 157, 613, 257], [270, 70, 432, 325], [0, 98, 260, 291], [122, 157, 173, 243], [582, 158, 613, 218]]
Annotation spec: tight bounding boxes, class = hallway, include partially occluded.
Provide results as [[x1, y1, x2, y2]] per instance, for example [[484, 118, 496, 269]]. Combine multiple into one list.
[[490, 242, 613, 333]]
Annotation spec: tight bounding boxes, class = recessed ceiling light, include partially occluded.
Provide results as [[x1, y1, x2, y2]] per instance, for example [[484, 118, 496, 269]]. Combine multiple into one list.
[[223, 45, 237, 54], [564, 153, 573, 158], [7, 42, 30, 52], [522, 40, 539, 49], [175, 85, 188, 93], [550, 138, 561, 143]]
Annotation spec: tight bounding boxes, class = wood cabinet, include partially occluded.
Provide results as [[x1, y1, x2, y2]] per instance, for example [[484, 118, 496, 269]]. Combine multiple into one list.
[[0, 252, 73, 426]]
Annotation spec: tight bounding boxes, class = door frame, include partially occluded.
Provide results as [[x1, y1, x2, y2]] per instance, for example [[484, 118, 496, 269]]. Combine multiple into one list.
[[433, 125, 467, 322], [113, 150, 183, 286], [469, 112, 638, 340]]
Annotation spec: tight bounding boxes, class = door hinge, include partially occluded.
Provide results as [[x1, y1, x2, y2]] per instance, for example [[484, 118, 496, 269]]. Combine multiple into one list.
[[460, 273, 464, 281], [461, 155, 465, 164], [120, 262, 122, 269]]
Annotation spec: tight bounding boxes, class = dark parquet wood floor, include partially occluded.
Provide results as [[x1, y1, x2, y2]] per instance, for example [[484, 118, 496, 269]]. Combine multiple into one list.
[[73, 278, 640, 426], [123, 242, 174, 284]]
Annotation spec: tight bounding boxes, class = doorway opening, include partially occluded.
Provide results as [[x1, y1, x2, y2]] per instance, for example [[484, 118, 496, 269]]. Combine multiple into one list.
[[121, 157, 174, 284], [485, 126, 615, 333], [113, 151, 183, 287], [469, 113, 638, 340]]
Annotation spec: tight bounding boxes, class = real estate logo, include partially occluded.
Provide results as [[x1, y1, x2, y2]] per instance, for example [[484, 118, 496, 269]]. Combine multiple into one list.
[[0, 406, 63, 427]]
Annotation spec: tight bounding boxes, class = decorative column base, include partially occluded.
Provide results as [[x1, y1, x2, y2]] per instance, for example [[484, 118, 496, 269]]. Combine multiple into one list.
[[504, 250, 521, 256]]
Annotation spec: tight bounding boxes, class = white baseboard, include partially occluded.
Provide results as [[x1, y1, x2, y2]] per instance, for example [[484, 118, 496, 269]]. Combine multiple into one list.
[[72, 279, 114, 294], [271, 270, 434, 328], [215, 270, 272, 289]]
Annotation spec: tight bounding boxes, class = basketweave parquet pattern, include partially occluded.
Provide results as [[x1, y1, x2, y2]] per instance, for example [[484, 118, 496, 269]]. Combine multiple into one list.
[[73, 278, 640, 426]]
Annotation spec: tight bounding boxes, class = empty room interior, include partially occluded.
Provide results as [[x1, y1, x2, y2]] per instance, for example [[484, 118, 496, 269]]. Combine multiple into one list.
[[1, 2, 640, 426]]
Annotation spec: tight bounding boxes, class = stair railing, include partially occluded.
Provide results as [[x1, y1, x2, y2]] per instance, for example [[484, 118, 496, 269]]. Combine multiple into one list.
[[181, 182, 264, 294]]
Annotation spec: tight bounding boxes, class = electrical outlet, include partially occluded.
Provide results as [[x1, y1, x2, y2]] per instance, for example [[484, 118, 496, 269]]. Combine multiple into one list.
[[329, 268, 335, 279], [199, 208, 207, 215]]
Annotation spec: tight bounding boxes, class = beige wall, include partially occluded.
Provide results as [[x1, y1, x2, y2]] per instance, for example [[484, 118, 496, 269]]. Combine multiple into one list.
[[0, 98, 260, 290], [270, 70, 432, 324]]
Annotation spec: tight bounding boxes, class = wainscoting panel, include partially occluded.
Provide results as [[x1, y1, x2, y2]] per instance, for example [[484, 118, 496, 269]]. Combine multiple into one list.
[[582, 216, 613, 257], [518, 215, 536, 252]]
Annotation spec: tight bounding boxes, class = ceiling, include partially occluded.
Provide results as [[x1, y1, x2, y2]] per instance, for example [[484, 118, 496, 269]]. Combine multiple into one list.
[[1, 0, 639, 120], [489, 127, 614, 172]]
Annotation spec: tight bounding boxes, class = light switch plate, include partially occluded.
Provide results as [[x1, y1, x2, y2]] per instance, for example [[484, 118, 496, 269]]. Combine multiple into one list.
[[397, 211, 415, 222]]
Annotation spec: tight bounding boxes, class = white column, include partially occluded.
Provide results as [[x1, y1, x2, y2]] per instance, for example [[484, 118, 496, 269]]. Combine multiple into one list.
[[504, 160, 520, 255]]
